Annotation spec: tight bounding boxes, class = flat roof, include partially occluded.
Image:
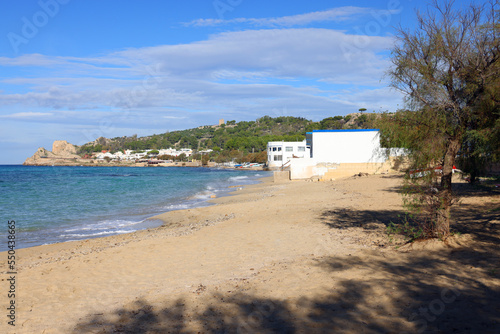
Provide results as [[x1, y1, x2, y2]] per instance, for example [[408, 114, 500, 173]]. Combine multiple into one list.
[[306, 129, 379, 134], [267, 140, 306, 144]]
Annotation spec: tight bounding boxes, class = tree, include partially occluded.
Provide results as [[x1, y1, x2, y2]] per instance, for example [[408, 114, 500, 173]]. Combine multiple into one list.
[[382, 0, 500, 238], [456, 60, 500, 182], [149, 150, 160, 156]]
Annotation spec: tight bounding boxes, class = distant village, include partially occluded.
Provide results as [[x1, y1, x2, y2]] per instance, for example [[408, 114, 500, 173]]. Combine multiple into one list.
[[24, 116, 409, 179], [25, 127, 408, 181]]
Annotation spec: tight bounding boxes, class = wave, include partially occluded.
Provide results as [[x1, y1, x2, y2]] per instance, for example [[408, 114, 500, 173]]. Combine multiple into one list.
[[63, 219, 145, 233], [0, 165, 271, 250], [160, 203, 190, 211], [188, 190, 216, 200], [229, 175, 249, 181], [63, 230, 136, 238]]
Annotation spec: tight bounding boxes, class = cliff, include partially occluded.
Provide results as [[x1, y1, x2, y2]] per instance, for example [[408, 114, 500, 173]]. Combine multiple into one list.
[[24, 140, 82, 166]]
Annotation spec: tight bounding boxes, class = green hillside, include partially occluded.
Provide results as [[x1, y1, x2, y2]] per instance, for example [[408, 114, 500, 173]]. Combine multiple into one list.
[[78, 113, 380, 163]]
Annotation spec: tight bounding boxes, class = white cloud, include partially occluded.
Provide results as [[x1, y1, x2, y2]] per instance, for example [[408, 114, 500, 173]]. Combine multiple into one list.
[[0, 26, 402, 156], [0, 111, 53, 119], [118, 28, 393, 82], [0, 54, 63, 67], [0, 28, 395, 113], [185, 7, 371, 27]]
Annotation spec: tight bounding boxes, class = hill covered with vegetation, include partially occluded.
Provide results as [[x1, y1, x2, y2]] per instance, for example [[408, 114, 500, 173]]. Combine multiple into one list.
[[78, 113, 380, 163]]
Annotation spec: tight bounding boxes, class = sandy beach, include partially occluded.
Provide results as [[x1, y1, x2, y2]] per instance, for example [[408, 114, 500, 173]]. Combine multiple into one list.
[[1, 173, 499, 333]]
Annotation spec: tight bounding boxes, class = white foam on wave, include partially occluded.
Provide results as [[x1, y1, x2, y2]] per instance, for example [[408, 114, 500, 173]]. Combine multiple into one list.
[[229, 176, 249, 181], [63, 219, 145, 233], [161, 203, 190, 211], [190, 191, 216, 200], [64, 229, 136, 238]]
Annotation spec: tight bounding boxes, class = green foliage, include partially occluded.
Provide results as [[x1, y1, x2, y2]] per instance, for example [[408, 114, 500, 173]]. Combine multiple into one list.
[[201, 154, 210, 166], [382, 0, 500, 238], [379, 108, 461, 239], [456, 78, 500, 182], [378, 108, 448, 169], [76, 114, 383, 163], [319, 117, 344, 130], [386, 218, 424, 242], [241, 151, 268, 164]]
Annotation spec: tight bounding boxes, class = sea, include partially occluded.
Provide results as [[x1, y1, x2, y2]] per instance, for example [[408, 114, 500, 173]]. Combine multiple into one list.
[[0, 165, 270, 250]]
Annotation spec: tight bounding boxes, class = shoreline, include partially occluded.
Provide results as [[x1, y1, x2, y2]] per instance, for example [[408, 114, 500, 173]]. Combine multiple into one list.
[[0, 165, 268, 251], [17, 162, 267, 170], [1, 174, 274, 253], [3, 166, 270, 251], [1, 173, 498, 333]]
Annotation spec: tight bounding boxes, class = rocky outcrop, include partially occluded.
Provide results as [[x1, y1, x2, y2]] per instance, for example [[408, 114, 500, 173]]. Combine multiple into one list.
[[23, 147, 55, 165], [52, 140, 78, 156], [88, 136, 115, 147], [24, 141, 81, 166]]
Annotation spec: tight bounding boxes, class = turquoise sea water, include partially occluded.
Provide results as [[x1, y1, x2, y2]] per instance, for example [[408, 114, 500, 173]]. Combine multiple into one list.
[[0, 165, 269, 250]]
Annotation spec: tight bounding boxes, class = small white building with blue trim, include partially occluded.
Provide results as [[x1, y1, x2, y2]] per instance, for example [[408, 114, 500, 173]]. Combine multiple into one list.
[[267, 140, 310, 168], [269, 129, 398, 180]]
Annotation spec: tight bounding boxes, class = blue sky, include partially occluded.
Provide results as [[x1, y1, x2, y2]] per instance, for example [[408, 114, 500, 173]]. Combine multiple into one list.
[[0, 0, 472, 164]]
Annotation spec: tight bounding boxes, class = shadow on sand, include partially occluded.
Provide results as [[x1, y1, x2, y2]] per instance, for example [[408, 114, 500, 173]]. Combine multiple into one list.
[[73, 183, 500, 333], [72, 256, 500, 333]]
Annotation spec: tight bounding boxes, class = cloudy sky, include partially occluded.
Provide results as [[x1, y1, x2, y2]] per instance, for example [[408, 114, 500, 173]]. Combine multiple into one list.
[[0, 0, 464, 164]]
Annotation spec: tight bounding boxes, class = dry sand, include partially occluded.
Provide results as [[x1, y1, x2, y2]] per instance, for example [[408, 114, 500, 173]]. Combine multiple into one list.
[[1, 174, 499, 333]]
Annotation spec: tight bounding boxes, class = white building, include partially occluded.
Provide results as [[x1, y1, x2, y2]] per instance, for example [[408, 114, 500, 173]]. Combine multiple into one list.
[[158, 148, 193, 157], [267, 140, 310, 168], [114, 151, 125, 159], [269, 129, 400, 180], [96, 152, 116, 160], [306, 129, 386, 164], [178, 148, 193, 157]]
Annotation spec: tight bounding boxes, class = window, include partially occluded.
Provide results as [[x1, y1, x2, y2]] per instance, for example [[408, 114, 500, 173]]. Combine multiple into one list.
[[272, 147, 277, 152], [277, 147, 282, 151], [298, 146, 306, 152], [285, 147, 293, 152], [274, 155, 282, 161]]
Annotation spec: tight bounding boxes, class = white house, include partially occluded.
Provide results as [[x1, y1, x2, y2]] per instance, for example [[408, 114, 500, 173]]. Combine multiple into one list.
[[158, 148, 193, 157], [306, 129, 386, 164], [270, 129, 400, 180], [96, 152, 116, 160], [267, 140, 310, 168], [179, 148, 193, 157], [114, 151, 125, 160]]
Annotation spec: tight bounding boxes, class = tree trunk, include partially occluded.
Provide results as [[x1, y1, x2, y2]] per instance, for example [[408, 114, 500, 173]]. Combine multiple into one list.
[[436, 136, 461, 238]]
